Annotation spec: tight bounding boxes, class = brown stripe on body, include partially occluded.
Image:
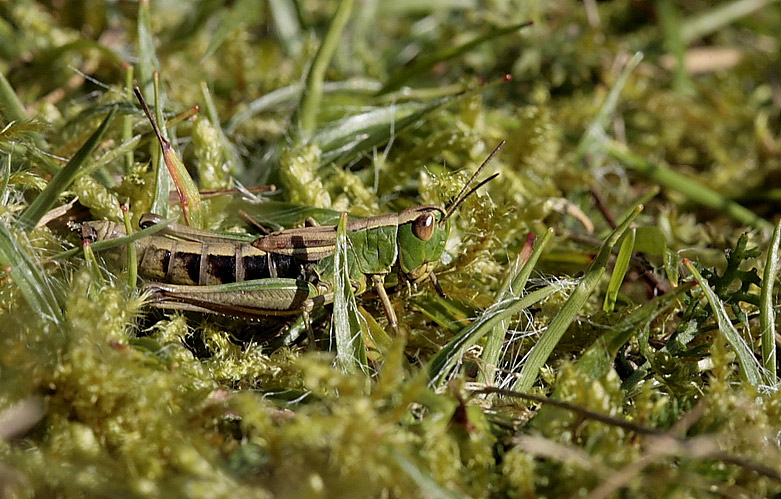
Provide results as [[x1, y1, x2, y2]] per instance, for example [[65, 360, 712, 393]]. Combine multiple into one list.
[[252, 206, 444, 263]]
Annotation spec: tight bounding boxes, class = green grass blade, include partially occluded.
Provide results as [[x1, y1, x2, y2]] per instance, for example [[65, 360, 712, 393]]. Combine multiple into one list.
[[149, 74, 170, 218], [297, 0, 355, 141], [379, 21, 533, 95], [0, 71, 47, 151], [684, 259, 764, 386], [17, 106, 117, 230], [760, 218, 781, 380], [428, 284, 561, 388], [681, 0, 777, 44], [657, 0, 693, 95], [480, 228, 553, 386], [332, 213, 368, 375], [136, 0, 160, 94], [0, 71, 32, 125], [269, 0, 303, 58], [320, 89, 474, 168], [513, 206, 643, 392], [225, 79, 380, 133], [121, 206, 138, 288], [0, 221, 64, 330], [577, 52, 642, 159], [49, 217, 174, 262], [600, 137, 771, 231], [603, 228, 635, 312]]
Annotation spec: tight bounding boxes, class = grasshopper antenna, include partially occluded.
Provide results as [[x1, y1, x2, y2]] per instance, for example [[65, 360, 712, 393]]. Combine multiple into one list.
[[133, 87, 170, 149], [442, 140, 505, 222]]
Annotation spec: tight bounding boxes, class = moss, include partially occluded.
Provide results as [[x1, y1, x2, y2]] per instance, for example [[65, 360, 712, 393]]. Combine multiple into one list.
[[1, 1, 781, 496]]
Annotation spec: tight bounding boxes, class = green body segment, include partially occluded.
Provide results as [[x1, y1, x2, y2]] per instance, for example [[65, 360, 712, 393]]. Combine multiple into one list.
[[348, 223, 398, 275]]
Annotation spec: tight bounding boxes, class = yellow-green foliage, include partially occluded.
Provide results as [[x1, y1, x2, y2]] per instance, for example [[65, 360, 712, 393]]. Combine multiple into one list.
[[2, 0, 781, 497]]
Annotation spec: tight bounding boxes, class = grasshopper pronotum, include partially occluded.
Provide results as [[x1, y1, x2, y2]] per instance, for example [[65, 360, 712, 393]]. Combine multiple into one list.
[[82, 142, 503, 331]]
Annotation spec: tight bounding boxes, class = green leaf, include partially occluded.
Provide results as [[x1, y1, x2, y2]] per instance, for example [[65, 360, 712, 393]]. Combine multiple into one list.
[[0, 221, 64, 330], [633, 226, 667, 256], [480, 228, 553, 386], [297, 0, 356, 140]]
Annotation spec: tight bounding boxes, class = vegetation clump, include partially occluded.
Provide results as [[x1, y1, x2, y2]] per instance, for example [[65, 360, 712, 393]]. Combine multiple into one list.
[[2, 1, 781, 496]]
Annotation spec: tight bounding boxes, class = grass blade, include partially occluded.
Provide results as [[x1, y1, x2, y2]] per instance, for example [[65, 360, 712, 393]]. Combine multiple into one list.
[[49, 217, 174, 262], [0, 221, 63, 330], [600, 137, 771, 231], [428, 284, 561, 388], [603, 228, 635, 312], [681, 0, 777, 44], [379, 21, 533, 95], [332, 213, 368, 375], [225, 79, 380, 133], [684, 259, 764, 386], [17, 106, 117, 230], [269, 0, 303, 58], [480, 229, 553, 386], [297, 0, 355, 141], [577, 52, 643, 159], [760, 218, 781, 380], [136, 0, 160, 94], [513, 206, 643, 392]]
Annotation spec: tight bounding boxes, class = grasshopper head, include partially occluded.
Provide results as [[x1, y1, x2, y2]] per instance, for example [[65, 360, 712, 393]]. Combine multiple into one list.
[[397, 206, 449, 282], [80, 220, 126, 243], [397, 141, 504, 284]]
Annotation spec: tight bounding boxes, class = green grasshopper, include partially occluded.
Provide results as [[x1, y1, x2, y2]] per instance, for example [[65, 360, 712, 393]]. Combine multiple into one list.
[[82, 142, 503, 332]]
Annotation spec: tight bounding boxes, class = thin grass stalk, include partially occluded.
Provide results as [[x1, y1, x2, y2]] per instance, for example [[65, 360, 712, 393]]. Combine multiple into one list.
[[297, 0, 355, 141], [600, 137, 772, 231], [760, 218, 781, 380], [684, 259, 764, 386], [479, 228, 553, 386]]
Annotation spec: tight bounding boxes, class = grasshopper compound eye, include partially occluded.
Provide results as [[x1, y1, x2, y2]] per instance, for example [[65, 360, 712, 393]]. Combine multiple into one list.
[[412, 212, 436, 241]]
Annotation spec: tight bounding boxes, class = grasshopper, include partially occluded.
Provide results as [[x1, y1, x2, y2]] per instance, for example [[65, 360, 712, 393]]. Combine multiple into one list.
[[81, 142, 503, 332]]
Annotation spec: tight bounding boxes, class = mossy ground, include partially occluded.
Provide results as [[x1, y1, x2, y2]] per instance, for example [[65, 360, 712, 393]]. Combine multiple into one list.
[[2, 1, 781, 497]]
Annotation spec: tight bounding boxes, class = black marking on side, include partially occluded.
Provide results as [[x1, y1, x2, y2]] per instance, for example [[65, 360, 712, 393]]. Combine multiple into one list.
[[208, 254, 237, 284], [243, 253, 271, 280], [242, 253, 305, 281], [159, 249, 171, 278], [179, 252, 202, 285]]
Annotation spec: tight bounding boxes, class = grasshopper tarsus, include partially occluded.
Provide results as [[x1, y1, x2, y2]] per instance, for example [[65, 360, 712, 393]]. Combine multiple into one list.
[[429, 272, 447, 299]]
